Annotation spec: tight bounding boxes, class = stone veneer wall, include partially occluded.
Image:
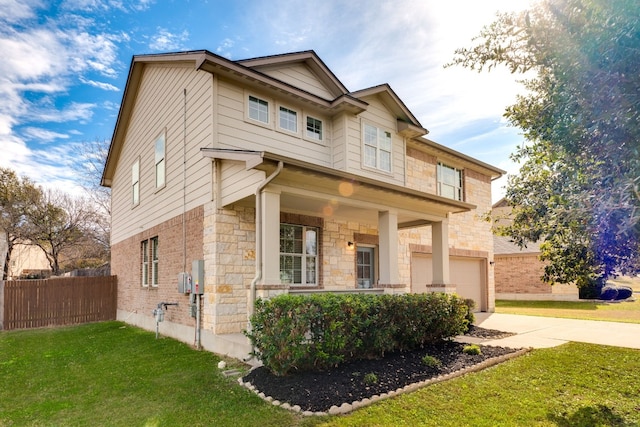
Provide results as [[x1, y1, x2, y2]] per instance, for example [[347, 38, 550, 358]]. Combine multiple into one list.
[[403, 150, 496, 309], [112, 205, 204, 327]]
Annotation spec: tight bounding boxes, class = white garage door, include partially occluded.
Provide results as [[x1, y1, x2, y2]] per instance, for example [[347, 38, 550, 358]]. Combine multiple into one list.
[[410, 253, 486, 311]]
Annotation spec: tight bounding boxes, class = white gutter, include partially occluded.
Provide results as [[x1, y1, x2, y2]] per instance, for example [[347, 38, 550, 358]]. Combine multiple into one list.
[[249, 161, 284, 324]]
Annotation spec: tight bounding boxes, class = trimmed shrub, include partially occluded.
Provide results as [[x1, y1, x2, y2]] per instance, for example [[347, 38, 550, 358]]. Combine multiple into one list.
[[463, 344, 482, 355], [245, 292, 470, 376]]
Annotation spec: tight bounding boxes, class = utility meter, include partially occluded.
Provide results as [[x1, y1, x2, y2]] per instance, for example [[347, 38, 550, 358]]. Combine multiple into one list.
[[191, 260, 204, 295]]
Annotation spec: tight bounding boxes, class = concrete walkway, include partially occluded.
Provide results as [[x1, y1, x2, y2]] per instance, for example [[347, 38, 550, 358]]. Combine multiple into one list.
[[457, 312, 640, 350]]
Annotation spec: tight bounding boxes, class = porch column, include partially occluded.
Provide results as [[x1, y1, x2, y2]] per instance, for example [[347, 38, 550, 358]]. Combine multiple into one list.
[[378, 210, 399, 285], [431, 218, 450, 285], [261, 188, 281, 284]]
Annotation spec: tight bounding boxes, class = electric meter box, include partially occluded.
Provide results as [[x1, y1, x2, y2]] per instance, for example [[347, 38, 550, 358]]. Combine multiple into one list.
[[177, 272, 191, 294], [191, 260, 204, 295]]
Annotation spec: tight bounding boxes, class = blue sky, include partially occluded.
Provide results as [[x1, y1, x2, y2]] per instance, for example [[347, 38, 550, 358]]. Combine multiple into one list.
[[0, 0, 535, 202]]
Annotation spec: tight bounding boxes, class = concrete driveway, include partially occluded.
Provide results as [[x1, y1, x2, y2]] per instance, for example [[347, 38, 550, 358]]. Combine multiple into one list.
[[460, 312, 640, 350]]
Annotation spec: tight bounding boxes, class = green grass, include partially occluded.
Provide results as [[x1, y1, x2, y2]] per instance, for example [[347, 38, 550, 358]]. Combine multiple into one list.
[[496, 276, 640, 323], [2, 322, 639, 426], [496, 298, 640, 323], [314, 343, 640, 427], [0, 322, 300, 427]]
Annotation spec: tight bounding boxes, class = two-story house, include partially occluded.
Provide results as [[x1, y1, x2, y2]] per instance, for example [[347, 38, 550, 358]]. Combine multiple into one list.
[[101, 50, 503, 360]]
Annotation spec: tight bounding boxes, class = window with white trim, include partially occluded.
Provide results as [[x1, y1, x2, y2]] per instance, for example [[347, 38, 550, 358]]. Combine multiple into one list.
[[155, 132, 165, 188], [141, 239, 149, 286], [363, 123, 392, 172], [356, 246, 375, 289], [437, 162, 463, 201], [249, 95, 269, 123], [306, 116, 323, 141], [151, 236, 159, 287], [131, 159, 140, 206], [280, 224, 318, 286], [279, 106, 297, 133]]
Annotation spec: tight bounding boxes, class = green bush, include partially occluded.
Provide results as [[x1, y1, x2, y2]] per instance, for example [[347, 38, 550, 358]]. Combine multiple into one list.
[[245, 292, 471, 376], [421, 354, 442, 369], [463, 344, 482, 355]]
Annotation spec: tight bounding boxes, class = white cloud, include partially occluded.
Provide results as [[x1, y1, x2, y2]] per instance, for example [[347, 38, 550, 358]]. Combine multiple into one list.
[[0, 0, 41, 23], [22, 127, 70, 142], [35, 102, 95, 123], [149, 28, 189, 51], [80, 77, 120, 91]]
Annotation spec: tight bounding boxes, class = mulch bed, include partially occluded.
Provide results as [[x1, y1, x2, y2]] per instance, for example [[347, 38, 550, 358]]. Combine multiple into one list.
[[241, 327, 521, 413]]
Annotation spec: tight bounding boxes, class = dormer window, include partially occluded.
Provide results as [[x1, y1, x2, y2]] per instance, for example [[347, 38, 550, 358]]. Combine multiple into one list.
[[363, 123, 392, 172]]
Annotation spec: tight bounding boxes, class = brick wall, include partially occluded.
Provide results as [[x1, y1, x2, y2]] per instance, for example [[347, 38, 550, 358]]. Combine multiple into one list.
[[112, 205, 204, 326], [494, 253, 551, 293]]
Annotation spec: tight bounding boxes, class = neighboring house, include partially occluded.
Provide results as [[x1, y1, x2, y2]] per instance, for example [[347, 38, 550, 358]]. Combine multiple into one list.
[[102, 50, 504, 360], [0, 233, 51, 279], [492, 199, 578, 300]]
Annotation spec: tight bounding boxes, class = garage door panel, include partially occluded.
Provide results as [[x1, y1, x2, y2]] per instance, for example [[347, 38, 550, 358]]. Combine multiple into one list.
[[411, 254, 485, 311]]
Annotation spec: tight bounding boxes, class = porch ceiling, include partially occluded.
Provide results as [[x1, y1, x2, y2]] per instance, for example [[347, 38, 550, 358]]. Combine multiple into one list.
[[201, 148, 475, 227]]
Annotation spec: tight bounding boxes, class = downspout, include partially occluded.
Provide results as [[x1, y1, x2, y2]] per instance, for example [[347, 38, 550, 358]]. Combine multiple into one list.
[[249, 161, 284, 323]]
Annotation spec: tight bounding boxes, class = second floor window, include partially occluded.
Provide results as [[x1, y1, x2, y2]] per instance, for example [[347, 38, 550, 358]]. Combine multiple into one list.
[[437, 162, 463, 201], [306, 116, 323, 141], [155, 132, 165, 188], [363, 123, 392, 172], [249, 95, 269, 123], [279, 106, 297, 132], [131, 159, 139, 205]]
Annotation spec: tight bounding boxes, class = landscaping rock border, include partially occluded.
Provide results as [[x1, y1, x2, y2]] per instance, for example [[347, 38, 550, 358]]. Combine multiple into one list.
[[239, 346, 531, 416]]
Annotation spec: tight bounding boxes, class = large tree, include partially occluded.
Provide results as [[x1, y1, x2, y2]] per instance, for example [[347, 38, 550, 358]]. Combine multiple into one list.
[[449, 0, 640, 290], [0, 168, 42, 280], [26, 189, 96, 276]]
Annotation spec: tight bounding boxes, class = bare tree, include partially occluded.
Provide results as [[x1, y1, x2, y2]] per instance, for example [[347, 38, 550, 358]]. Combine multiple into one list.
[[26, 189, 96, 276], [72, 138, 111, 255]]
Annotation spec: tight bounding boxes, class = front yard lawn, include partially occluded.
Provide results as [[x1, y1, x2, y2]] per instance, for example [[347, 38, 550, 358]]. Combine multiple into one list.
[[2, 322, 639, 426], [496, 297, 640, 324]]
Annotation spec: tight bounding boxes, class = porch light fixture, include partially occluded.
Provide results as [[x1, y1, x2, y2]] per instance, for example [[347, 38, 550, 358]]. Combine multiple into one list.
[[347, 241, 354, 249]]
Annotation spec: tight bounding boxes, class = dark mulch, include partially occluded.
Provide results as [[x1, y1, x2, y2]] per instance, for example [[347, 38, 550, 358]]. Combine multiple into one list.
[[242, 327, 520, 413]]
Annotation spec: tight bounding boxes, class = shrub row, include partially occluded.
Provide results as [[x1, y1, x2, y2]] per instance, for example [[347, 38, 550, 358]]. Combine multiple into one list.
[[245, 292, 472, 376]]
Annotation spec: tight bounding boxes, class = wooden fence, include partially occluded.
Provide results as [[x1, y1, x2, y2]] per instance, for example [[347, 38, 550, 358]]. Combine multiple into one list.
[[0, 276, 117, 330]]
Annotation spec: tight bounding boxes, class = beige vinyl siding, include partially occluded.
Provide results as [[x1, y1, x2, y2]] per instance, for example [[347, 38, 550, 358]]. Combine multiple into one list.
[[110, 63, 214, 245], [219, 161, 265, 207], [330, 113, 347, 171], [215, 79, 332, 166], [343, 96, 405, 186], [257, 63, 334, 100]]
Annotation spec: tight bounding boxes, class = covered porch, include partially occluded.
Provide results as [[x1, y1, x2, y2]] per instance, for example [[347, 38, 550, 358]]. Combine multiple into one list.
[[201, 148, 474, 296]]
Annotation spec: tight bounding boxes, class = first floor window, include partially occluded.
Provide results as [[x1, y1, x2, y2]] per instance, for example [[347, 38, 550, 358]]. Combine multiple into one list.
[[141, 237, 159, 287], [306, 116, 323, 141], [437, 162, 463, 201], [363, 123, 392, 172], [151, 236, 159, 286], [356, 247, 375, 288], [249, 95, 269, 123], [280, 224, 318, 285], [141, 240, 149, 286]]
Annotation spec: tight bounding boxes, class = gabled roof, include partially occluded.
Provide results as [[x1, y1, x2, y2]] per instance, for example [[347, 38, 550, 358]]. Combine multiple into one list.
[[350, 84, 427, 133], [237, 50, 349, 99]]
